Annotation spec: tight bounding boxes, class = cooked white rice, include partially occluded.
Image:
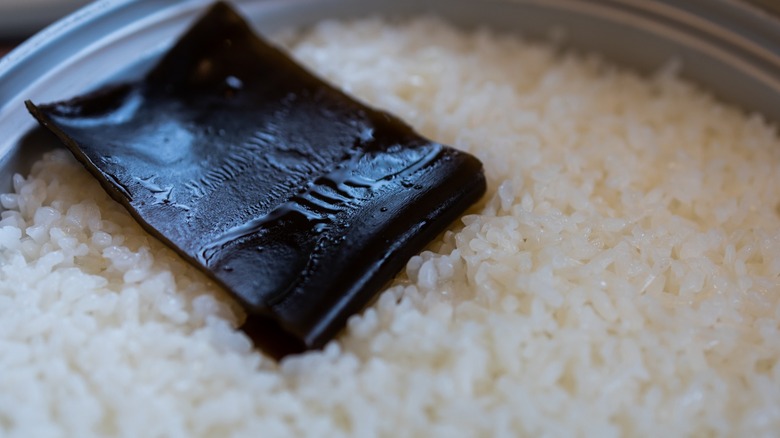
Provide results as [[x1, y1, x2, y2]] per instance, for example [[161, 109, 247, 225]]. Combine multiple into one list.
[[2, 18, 780, 437]]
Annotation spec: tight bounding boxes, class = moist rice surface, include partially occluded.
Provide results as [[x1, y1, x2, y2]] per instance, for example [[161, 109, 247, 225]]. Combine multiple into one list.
[[2, 18, 780, 437]]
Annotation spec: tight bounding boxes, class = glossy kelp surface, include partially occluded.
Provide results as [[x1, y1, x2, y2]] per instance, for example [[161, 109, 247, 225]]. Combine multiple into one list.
[[27, 1, 486, 357]]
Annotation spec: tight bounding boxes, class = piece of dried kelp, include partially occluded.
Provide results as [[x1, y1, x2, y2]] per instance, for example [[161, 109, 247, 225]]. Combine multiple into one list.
[[27, 1, 486, 358]]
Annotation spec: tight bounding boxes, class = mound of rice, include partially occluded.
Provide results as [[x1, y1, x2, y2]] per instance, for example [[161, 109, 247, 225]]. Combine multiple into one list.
[[2, 18, 780, 437]]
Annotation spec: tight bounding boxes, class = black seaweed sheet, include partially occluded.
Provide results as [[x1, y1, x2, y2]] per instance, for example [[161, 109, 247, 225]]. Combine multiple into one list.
[[27, 1, 486, 358]]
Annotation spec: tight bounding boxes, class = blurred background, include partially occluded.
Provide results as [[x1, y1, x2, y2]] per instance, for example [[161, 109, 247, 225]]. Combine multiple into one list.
[[0, 0, 91, 56], [1, 0, 780, 58]]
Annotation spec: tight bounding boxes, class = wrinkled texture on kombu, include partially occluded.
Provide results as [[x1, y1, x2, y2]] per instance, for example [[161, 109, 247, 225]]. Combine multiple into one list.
[[26, 1, 486, 357]]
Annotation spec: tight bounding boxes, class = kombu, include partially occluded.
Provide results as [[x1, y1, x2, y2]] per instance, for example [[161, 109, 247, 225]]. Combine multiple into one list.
[[27, 1, 486, 358]]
